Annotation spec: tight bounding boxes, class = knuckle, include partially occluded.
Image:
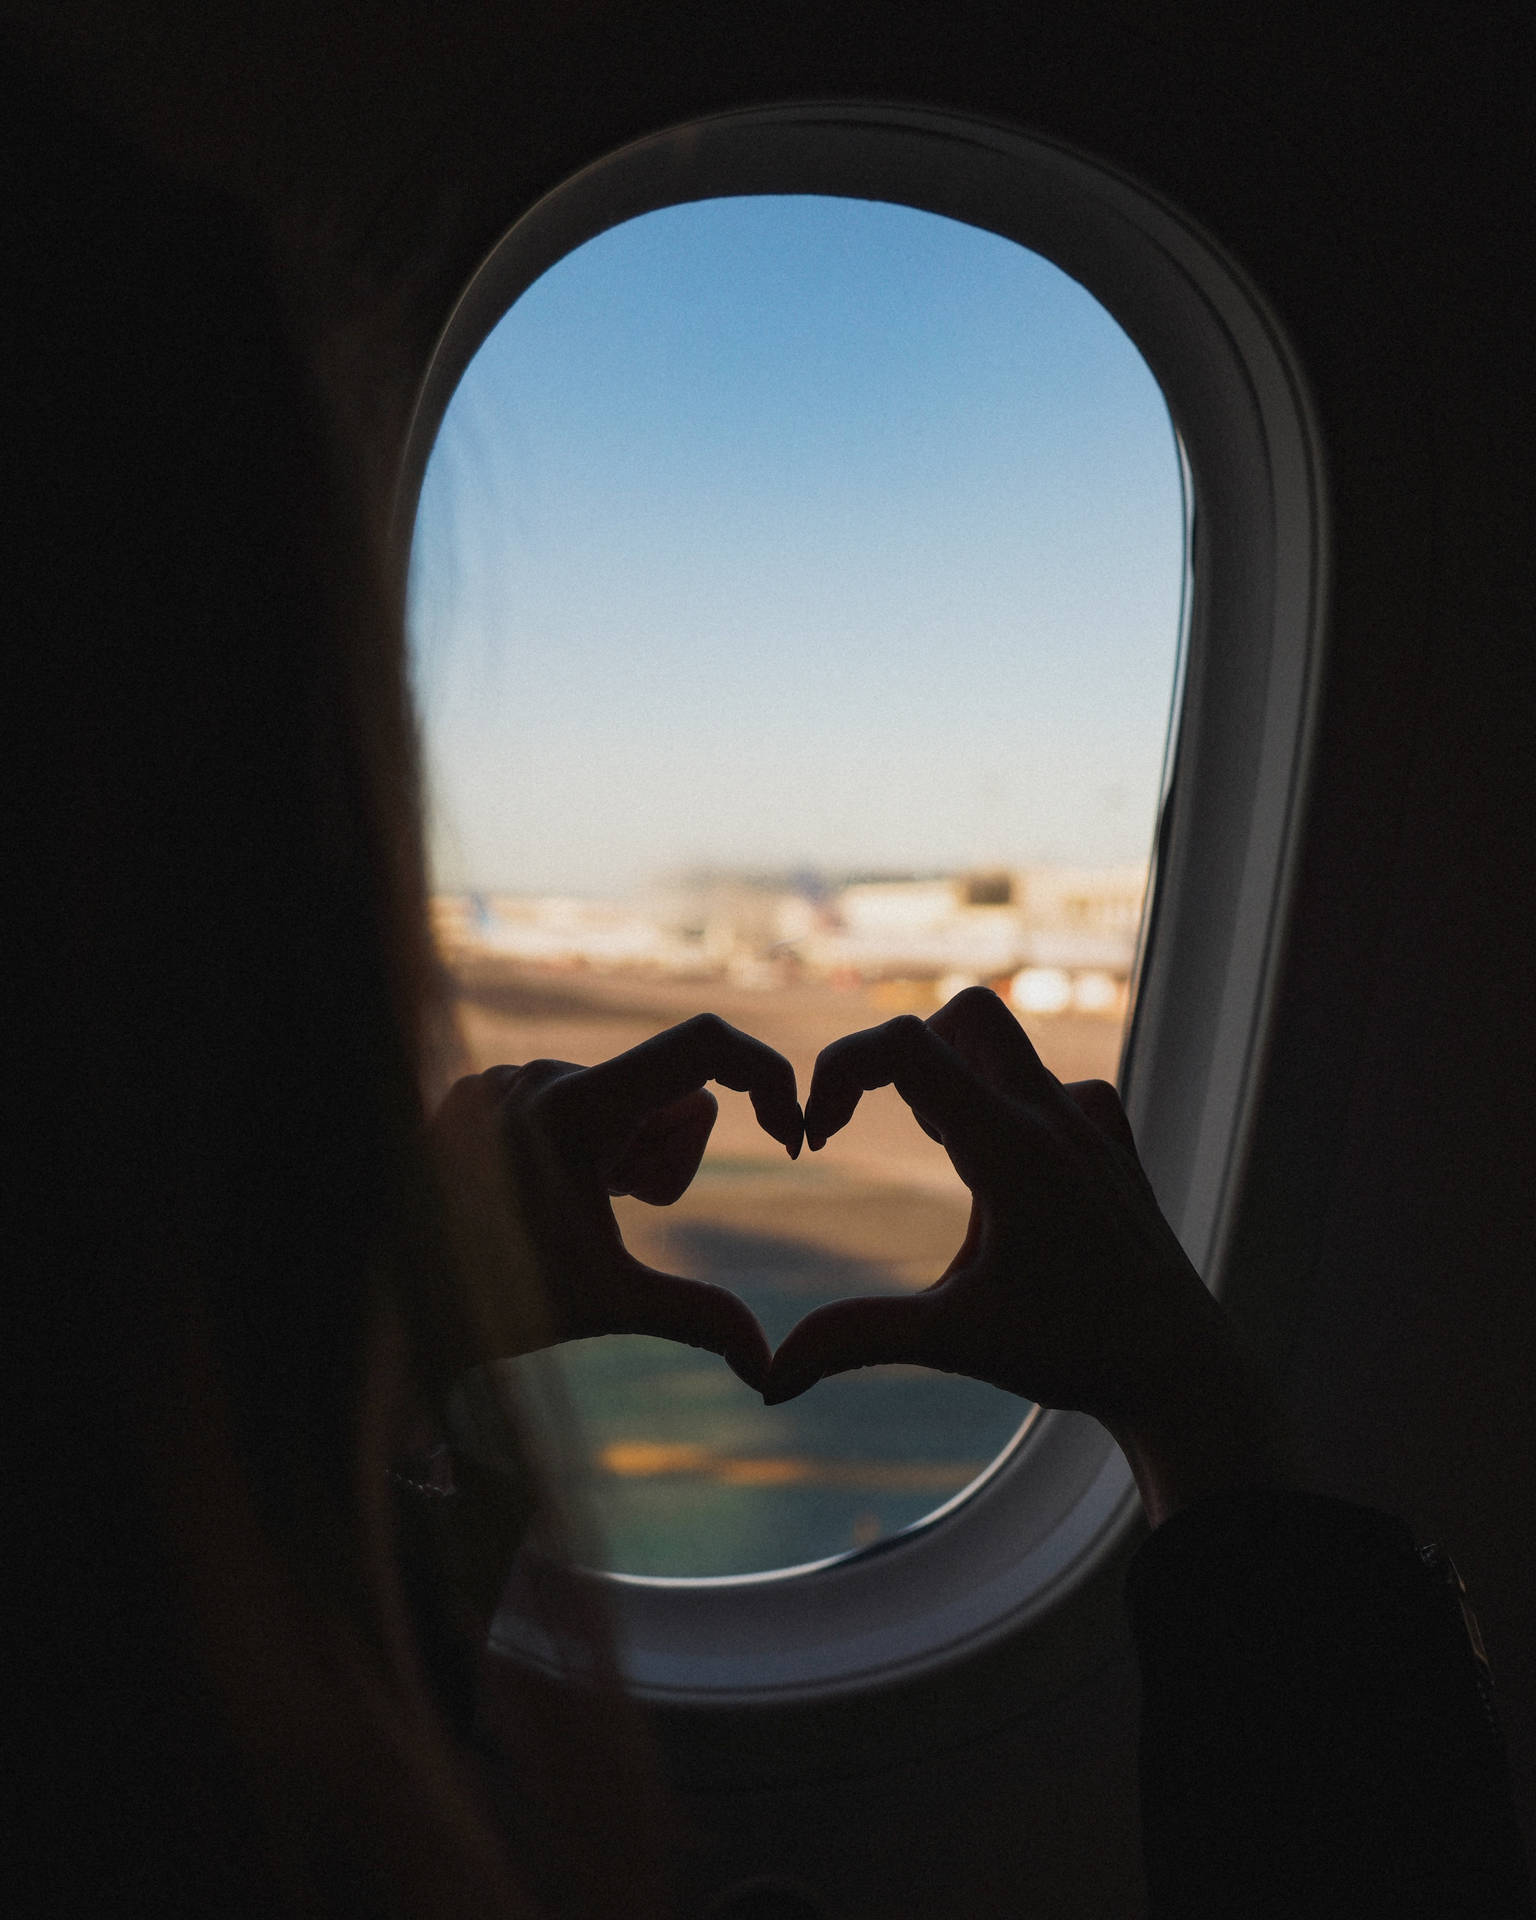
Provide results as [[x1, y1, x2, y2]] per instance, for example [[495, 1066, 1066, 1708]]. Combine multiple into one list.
[[1066, 1077, 1122, 1124], [812, 1034, 849, 1074], [438, 1072, 502, 1123], [528, 1062, 584, 1124], [440, 1073, 483, 1108]]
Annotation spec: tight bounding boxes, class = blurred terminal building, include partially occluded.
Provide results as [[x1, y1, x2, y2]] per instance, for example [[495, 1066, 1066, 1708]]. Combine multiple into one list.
[[430, 866, 1147, 1019]]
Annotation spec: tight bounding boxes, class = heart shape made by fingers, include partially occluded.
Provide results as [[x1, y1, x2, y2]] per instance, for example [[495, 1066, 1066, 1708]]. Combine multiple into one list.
[[446, 1015, 806, 1391], [607, 1082, 977, 1400]]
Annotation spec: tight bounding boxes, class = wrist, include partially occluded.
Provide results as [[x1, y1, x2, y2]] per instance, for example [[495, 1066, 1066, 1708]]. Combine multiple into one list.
[[1102, 1319, 1298, 1529]]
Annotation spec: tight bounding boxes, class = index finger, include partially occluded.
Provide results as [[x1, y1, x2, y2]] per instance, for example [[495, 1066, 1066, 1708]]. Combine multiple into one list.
[[927, 986, 1058, 1102], [552, 1012, 803, 1160], [804, 1014, 1001, 1173]]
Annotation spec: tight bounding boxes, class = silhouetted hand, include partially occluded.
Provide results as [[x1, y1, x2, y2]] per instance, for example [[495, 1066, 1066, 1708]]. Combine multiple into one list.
[[433, 1014, 803, 1392], [765, 990, 1284, 1518]]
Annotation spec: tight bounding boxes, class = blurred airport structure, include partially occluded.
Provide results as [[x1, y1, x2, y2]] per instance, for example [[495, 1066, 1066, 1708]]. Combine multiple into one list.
[[432, 864, 1147, 1019]]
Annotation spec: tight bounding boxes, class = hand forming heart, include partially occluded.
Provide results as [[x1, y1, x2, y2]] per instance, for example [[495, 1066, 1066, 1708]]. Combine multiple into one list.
[[434, 986, 1290, 1531], [765, 988, 1231, 1430], [439, 987, 1242, 1424], [431, 1013, 803, 1393]]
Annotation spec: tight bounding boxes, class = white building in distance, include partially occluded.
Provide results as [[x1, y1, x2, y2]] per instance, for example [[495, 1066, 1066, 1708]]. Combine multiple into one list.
[[431, 863, 1149, 1015]]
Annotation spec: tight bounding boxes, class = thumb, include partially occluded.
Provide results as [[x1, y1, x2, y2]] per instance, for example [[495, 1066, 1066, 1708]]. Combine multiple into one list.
[[607, 1087, 718, 1204], [611, 1263, 774, 1392], [1062, 1077, 1139, 1154], [765, 1292, 934, 1404]]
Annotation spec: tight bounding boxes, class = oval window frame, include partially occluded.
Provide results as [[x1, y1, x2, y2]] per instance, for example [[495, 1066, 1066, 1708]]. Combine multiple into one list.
[[396, 101, 1327, 1722]]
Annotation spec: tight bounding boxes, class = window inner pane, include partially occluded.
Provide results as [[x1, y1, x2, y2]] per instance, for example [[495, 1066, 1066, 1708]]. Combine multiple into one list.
[[409, 195, 1185, 1576]]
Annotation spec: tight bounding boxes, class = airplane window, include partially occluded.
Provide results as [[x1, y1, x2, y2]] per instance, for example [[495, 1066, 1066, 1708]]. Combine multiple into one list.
[[408, 194, 1186, 1578]]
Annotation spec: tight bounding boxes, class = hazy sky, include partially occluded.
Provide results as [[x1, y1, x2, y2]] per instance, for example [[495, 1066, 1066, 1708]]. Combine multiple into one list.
[[408, 195, 1185, 896]]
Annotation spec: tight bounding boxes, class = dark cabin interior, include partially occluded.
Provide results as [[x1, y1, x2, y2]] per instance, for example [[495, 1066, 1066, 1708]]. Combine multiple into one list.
[[13, 5, 1534, 1913]]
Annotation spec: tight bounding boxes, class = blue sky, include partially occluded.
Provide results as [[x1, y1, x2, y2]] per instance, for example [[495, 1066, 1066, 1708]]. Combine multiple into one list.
[[408, 195, 1185, 896]]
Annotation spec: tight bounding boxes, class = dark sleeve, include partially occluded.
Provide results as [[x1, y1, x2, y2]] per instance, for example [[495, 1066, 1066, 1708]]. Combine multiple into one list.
[[1126, 1488, 1532, 1919], [392, 1431, 535, 1743]]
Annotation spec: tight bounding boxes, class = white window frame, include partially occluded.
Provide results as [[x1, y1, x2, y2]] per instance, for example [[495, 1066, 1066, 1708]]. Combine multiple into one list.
[[396, 102, 1327, 1748]]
